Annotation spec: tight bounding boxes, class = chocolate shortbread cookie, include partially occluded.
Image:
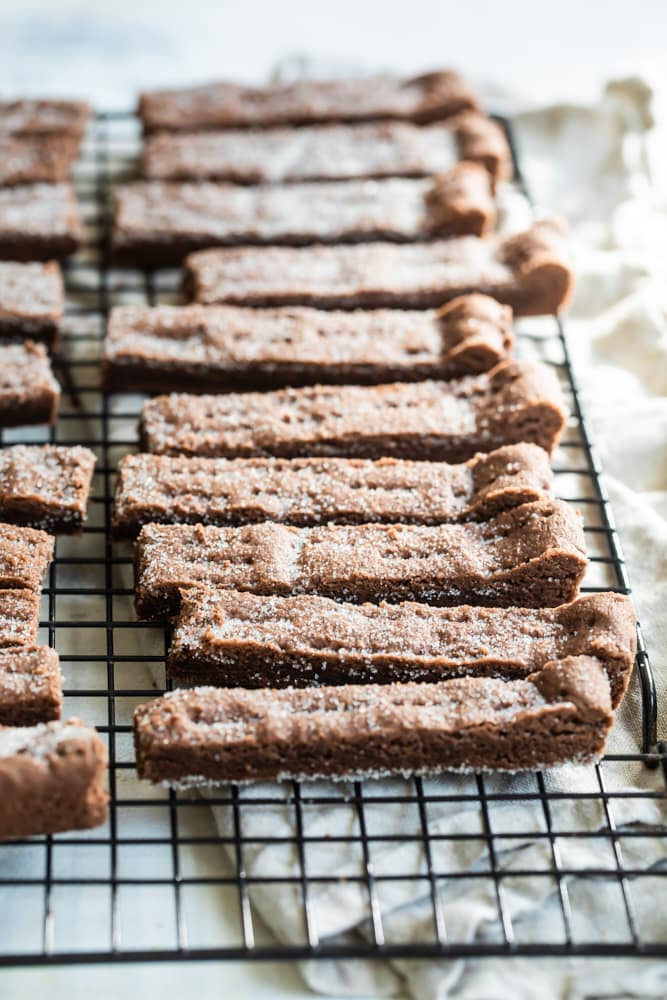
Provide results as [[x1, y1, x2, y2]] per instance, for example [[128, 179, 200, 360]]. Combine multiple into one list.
[[0, 445, 96, 532], [138, 361, 567, 462], [112, 165, 495, 264], [0, 590, 41, 647], [103, 293, 513, 393], [134, 659, 614, 784], [0, 262, 64, 346], [0, 646, 61, 726], [0, 522, 54, 592], [168, 590, 634, 707], [0, 135, 79, 187], [0, 99, 90, 141], [0, 183, 81, 261], [0, 342, 60, 427], [0, 719, 108, 839], [142, 113, 510, 186], [111, 444, 552, 540], [185, 220, 573, 317], [138, 71, 479, 132], [134, 499, 587, 621]]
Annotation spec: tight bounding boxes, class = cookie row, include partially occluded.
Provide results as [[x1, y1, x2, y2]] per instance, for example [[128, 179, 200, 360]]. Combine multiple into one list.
[[0, 99, 87, 260], [0, 446, 103, 840], [0, 98, 87, 451], [0, 520, 59, 729], [118, 75, 629, 787]]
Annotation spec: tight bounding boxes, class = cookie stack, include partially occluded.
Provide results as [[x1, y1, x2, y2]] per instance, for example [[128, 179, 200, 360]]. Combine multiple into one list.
[[0, 451, 106, 839], [100, 70, 634, 784], [0, 97, 107, 839], [0, 97, 88, 427]]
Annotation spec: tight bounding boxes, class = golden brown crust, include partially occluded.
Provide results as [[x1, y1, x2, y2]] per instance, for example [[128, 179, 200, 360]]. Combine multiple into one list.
[[134, 660, 614, 785]]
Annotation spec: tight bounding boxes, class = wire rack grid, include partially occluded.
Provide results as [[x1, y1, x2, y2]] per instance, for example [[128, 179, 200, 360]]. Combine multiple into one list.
[[0, 111, 665, 967]]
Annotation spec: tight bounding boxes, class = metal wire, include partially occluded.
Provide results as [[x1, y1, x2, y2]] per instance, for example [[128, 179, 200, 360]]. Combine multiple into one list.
[[0, 111, 665, 967]]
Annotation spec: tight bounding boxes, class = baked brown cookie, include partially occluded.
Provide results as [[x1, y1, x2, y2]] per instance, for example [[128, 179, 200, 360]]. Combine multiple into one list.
[[0, 342, 60, 427], [0, 719, 108, 839], [0, 135, 79, 186], [112, 166, 495, 264], [0, 262, 64, 346], [0, 445, 96, 532], [134, 659, 614, 784], [142, 113, 510, 187], [0, 521, 54, 592], [185, 221, 573, 316], [0, 99, 90, 141], [138, 361, 567, 462], [0, 183, 81, 261], [168, 589, 635, 708], [133, 499, 587, 621], [0, 646, 62, 726], [103, 294, 513, 393], [138, 71, 479, 132], [0, 590, 41, 648], [111, 444, 552, 541]]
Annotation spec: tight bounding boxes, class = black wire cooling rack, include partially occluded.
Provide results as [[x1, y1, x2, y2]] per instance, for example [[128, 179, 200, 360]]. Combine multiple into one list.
[[0, 112, 666, 967]]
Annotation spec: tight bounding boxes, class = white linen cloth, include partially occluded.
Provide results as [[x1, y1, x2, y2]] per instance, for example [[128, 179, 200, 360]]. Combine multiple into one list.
[[199, 79, 667, 998]]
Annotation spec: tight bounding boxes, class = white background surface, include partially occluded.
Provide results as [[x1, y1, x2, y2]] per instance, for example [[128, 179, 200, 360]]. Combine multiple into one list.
[[1, 2, 665, 998], [0, 0, 665, 109]]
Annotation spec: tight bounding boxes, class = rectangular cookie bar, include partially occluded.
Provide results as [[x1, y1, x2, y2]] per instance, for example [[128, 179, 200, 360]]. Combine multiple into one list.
[[139, 360, 567, 462], [134, 658, 614, 785], [0, 261, 64, 347], [0, 183, 82, 261], [103, 293, 513, 393], [0, 99, 90, 141], [112, 165, 494, 264], [111, 443, 552, 541], [0, 646, 61, 726], [142, 113, 510, 187], [0, 590, 41, 647], [0, 522, 54, 592], [0, 135, 79, 187], [0, 342, 60, 427], [0, 445, 96, 533], [0, 719, 108, 839], [138, 71, 479, 132], [134, 499, 587, 621], [168, 590, 634, 708], [186, 220, 573, 317]]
